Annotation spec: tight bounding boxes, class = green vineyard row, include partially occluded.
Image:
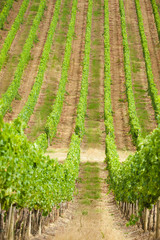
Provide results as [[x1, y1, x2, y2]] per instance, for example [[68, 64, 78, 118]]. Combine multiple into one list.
[[0, 0, 14, 29], [135, 0, 160, 123], [119, 0, 142, 146], [17, 0, 62, 123], [0, 0, 30, 71], [104, 0, 160, 211], [0, 0, 93, 213], [0, 0, 46, 116], [151, 0, 160, 40], [44, 0, 78, 144]]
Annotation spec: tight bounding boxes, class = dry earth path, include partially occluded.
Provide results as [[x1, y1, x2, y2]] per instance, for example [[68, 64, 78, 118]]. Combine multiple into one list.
[[4, 0, 56, 122], [124, 0, 157, 137]]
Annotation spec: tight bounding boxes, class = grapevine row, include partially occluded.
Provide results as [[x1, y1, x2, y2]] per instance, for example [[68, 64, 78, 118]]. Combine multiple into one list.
[[0, 0, 30, 71], [17, 0, 62, 124], [119, 0, 142, 146], [104, 0, 160, 213], [104, 0, 120, 192], [150, 0, 160, 40], [0, 0, 46, 117], [44, 0, 78, 144], [0, 0, 14, 29], [135, 0, 160, 123], [0, 0, 93, 214]]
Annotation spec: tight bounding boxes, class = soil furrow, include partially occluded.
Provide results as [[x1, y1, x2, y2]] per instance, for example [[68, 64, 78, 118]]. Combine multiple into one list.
[[25, 0, 74, 140], [0, 0, 24, 50], [109, 0, 134, 151], [51, 0, 88, 148], [124, 0, 157, 137], [139, 0, 160, 93], [82, 0, 105, 150], [4, 0, 56, 122], [0, 0, 38, 97]]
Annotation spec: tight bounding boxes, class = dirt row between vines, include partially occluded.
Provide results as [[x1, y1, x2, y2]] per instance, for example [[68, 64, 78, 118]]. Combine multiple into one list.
[[4, 0, 56, 122], [0, 0, 35, 96]]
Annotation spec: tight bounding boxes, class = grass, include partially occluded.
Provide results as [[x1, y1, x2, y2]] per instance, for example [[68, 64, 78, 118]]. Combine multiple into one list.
[[79, 162, 101, 206]]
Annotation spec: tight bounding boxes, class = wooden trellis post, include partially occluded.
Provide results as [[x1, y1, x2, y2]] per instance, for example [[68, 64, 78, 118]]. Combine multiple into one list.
[[156, 200, 160, 239]]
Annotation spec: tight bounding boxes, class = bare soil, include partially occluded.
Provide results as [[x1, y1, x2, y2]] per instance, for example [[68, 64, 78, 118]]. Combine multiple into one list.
[[4, 0, 56, 122], [124, 0, 157, 136], [0, 0, 24, 50], [139, 0, 160, 93], [51, 0, 88, 148], [0, 0, 37, 97], [109, 0, 135, 151]]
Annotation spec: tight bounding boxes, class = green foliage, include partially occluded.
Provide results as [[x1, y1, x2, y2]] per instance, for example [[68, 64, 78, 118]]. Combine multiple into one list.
[[0, 0, 93, 216], [0, 0, 14, 29], [0, 0, 30, 71], [151, 0, 160, 40], [119, 0, 142, 146], [0, 117, 81, 213], [135, 0, 160, 123], [104, 0, 160, 212], [45, 0, 78, 142], [17, 0, 61, 124], [0, 0, 46, 116]]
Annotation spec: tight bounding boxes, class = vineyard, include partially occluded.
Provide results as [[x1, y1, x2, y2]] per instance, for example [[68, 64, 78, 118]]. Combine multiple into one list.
[[0, 0, 160, 239]]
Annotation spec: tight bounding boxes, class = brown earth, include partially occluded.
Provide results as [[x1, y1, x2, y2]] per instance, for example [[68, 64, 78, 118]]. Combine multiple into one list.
[[124, 0, 157, 135], [50, 0, 88, 148], [139, 0, 160, 93], [4, 0, 56, 122], [109, 0, 135, 151], [0, 0, 24, 50], [0, 0, 38, 97], [25, 0, 73, 139], [81, 0, 105, 150]]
